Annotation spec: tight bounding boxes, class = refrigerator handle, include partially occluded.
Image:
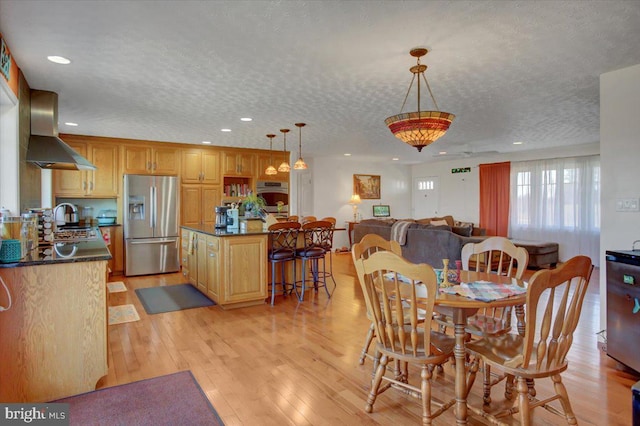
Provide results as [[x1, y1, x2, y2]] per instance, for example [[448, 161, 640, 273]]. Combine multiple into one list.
[[150, 186, 156, 229]]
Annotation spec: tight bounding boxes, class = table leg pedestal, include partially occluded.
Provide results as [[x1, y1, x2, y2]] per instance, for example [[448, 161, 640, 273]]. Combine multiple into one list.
[[453, 311, 469, 425]]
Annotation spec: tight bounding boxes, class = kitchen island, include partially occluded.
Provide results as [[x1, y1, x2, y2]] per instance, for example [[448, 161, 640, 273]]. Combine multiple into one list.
[[181, 225, 268, 309], [0, 236, 111, 402]]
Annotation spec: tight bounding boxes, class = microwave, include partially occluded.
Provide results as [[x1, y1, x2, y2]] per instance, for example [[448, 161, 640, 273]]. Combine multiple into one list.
[[256, 181, 289, 213]]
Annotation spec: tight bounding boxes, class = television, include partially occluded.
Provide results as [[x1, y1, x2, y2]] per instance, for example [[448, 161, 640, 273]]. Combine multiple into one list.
[[372, 205, 390, 217]]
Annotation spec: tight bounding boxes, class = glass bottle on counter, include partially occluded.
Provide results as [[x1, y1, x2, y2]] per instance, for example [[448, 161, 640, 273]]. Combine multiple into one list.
[[21, 213, 38, 253]]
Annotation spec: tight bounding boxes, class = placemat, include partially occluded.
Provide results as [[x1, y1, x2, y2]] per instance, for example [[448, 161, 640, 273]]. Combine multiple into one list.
[[440, 280, 526, 302]]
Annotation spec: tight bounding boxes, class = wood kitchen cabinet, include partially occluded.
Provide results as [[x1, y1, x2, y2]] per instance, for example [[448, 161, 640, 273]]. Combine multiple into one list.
[[256, 152, 289, 182], [205, 235, 220, 301], [181, 184, 221, 227], [54, 137, 119, 197], [0, 261, 108, 402], [182, 148, 220, 184], [196, 232, 207, 293], [180, 228, 191, 281], [181, 227, 267, 309], [222, 150, 255, 177], [100, 225, 124, 275], [122, 143, 180, 175], [217, 234, 267, 307]]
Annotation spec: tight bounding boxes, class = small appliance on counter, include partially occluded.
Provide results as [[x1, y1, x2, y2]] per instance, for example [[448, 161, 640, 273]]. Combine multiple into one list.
[[215, 206, 228, 229], [226, 208, 239, 230]]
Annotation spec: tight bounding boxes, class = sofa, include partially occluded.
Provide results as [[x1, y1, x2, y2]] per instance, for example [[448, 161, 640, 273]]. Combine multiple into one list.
[[353, 217, 487, 269], [353, 217, 559, 269]]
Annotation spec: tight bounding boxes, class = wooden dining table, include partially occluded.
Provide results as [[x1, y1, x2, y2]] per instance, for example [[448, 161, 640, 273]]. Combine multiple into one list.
[[432, 270, 527, 425]]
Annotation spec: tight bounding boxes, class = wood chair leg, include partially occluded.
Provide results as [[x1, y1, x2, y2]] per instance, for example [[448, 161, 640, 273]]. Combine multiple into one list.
[[359, 323, 375, 365], [483, 362, 492, 405], [366, 354, 388, 413], [552, 374, 578, 425], [517, 377, 532, 426]]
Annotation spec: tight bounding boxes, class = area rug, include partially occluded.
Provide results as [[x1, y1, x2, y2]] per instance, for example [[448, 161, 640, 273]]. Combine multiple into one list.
[[108, 304, 140, 325], [107, 281, 127, 293], [53, 370, 224, 425], [135, 284, 215, 315]]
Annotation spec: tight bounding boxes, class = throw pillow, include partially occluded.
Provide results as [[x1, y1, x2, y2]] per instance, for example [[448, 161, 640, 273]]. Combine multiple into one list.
[[454, 220, 474, 228], [430, 219, 449, 226], [452, 225, 473, 237]]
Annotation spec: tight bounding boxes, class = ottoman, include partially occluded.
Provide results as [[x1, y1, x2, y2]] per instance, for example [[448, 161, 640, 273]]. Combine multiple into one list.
[[511, 240, 559, 269]]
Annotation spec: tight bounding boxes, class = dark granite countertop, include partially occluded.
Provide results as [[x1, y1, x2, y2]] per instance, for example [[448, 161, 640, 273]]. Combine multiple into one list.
[[181, 224, 268, 236], [0, 238, 112, 268]]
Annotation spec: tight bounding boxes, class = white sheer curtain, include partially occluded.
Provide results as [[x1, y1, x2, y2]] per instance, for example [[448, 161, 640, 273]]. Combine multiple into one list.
[[509, 155, 600, 266]]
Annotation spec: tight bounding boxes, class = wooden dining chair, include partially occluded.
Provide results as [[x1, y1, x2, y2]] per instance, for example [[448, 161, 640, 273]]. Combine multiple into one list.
[[267, 222, 300, 305], [465, 255, 594, 425], [461, 237, 529, 337], [294, 220, 334, 301], [351, 234, 402, 366], [300, 215, 317, 225], [437, 236, 529, 403], [353, 250, 455, 424], [287, 215, 298, 222]]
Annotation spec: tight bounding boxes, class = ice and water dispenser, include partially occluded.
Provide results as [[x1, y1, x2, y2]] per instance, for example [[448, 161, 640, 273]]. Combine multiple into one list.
[[128, 196, 145, 221]]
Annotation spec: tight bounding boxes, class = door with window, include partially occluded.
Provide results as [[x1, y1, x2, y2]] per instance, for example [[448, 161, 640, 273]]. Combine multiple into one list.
[[413, 176, 440, 218]]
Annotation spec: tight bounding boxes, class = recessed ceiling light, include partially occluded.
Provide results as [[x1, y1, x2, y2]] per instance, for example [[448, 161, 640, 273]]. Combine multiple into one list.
[[47, 56, 71, 64], [439, 151, 447, 155], [392, 157, 399, 161], [202, 141, 212, 144], [240, 117, 252, 122], [64, 122, 78, 126], [221, 128, 231, 132], [513, 141, 524, 145], [344, 153, 352, 157]]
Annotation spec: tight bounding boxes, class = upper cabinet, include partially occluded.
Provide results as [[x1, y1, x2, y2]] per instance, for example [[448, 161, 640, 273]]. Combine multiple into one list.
[[122, 144, 180, 175], [182, 149, 220, 184], [256, 152, 289, 182], [54, 137, 119, 197], [222, 150, 255, 177]]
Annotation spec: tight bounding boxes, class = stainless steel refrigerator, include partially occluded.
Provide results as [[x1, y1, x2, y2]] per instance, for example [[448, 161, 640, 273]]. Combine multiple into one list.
[[124, 174, 180, 276]]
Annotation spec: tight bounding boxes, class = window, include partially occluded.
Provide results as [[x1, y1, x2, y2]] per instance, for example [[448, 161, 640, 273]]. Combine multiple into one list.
[[510, 155, 600, 265]]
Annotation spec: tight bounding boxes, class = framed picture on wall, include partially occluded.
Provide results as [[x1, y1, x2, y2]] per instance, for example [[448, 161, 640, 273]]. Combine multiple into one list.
[[353, 174, 381, 199]]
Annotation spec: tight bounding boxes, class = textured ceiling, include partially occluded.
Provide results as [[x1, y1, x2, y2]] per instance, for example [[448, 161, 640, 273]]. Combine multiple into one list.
[[1, 1, 640, 164]]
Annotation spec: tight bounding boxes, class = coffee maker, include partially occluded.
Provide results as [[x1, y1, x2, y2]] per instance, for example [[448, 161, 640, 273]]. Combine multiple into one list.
[[226, 208, 239, 230], [215, 206, 228, 228]]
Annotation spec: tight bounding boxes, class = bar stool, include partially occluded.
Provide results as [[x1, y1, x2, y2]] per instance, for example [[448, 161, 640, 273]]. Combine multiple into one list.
[[319, 217, 337, 287], [294, 220, 334, 301], [267, 222, 300, 305]]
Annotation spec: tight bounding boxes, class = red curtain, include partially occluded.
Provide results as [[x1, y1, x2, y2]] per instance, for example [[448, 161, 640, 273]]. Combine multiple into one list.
[[479, 162, 510, 237]]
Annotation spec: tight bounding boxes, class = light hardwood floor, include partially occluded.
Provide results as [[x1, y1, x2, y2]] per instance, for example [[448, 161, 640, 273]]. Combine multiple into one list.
[[104, 254, 637, 425]]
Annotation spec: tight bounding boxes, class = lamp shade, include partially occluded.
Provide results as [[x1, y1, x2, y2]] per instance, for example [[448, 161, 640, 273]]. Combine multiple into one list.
[[350, 194, 362, 204], [385, 111, 455, 152], [278, 128, 290, 172], [385, 48, 454, 152]]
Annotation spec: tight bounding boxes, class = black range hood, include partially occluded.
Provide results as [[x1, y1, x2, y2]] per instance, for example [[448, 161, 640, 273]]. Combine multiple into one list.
[[26, 90, 96, 171]]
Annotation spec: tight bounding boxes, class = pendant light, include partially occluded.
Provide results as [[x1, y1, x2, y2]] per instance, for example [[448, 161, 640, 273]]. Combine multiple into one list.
[[385, 47, 455, 152], [265, 134, 277, 175], [293, 122, 308, 170], [277, 128, 291, 172]]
